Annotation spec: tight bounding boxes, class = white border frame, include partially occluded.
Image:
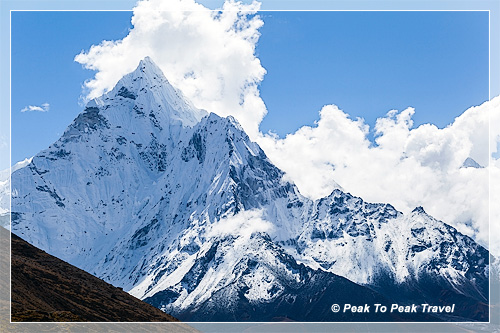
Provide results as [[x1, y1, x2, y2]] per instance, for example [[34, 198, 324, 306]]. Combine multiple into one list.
[[2, 2, 498, 332]]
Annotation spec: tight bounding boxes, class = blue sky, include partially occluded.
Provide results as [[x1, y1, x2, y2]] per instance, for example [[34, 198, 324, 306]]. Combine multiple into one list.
[[258, 11, 489, 137], [11, 11, 133, 164], [11, 10, 489, 163]]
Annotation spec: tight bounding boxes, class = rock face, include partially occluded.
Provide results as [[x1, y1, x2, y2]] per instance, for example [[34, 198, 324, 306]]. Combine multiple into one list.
[[11, 57, 488, 322]]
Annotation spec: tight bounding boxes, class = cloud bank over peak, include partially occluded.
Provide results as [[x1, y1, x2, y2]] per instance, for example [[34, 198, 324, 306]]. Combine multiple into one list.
[[75, 0, 266, 138], [259, 97, 498, 255]]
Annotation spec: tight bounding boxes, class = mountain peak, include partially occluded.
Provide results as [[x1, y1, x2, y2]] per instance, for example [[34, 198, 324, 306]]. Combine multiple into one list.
[[461, 157, 484, 169], [140, 55, 156, 67], [135, 56, 166, 81], [113, 56, 174, 93], [95, 57, 207, 128], [411, 206, 426, 214]]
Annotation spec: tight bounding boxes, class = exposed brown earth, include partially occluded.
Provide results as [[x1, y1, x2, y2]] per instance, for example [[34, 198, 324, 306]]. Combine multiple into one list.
[[10, 230, 182, 323]]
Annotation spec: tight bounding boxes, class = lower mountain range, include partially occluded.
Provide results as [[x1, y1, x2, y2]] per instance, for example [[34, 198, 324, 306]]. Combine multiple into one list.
[[10, 57, 489, 322]]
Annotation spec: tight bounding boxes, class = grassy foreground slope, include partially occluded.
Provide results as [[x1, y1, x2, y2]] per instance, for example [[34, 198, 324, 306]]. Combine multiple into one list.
[[11, 230, 183, 323]]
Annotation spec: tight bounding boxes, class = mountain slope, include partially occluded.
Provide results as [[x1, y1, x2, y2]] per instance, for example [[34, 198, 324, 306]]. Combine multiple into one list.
[[142, 232, 437, 322], [11, 230, 188, 323], [289, 191, 488, 305], [11, 57, 489, 322], [0, 158, 32, 228]]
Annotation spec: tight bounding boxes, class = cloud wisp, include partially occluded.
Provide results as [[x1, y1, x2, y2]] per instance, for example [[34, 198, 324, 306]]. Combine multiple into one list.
[[74, 0, 498, 256], [207, 209, 274, 240], [21, 103, 49, 113]]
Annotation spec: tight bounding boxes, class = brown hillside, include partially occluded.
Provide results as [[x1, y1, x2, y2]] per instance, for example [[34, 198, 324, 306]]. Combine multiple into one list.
[[10, 231, 183, 324]]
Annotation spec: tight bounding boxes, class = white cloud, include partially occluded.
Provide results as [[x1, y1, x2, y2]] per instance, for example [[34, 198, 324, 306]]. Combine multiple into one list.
[[21, 103, 49, 112], [75, 0, 266, 138], [207, 209, 274, 240], [260, 97, 499, 255]]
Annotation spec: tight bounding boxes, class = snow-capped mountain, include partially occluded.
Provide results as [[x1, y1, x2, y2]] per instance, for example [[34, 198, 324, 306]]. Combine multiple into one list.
[[0, 157, 32, 228], [462, 157, 484, 169], [11, 57, 488, 321]]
